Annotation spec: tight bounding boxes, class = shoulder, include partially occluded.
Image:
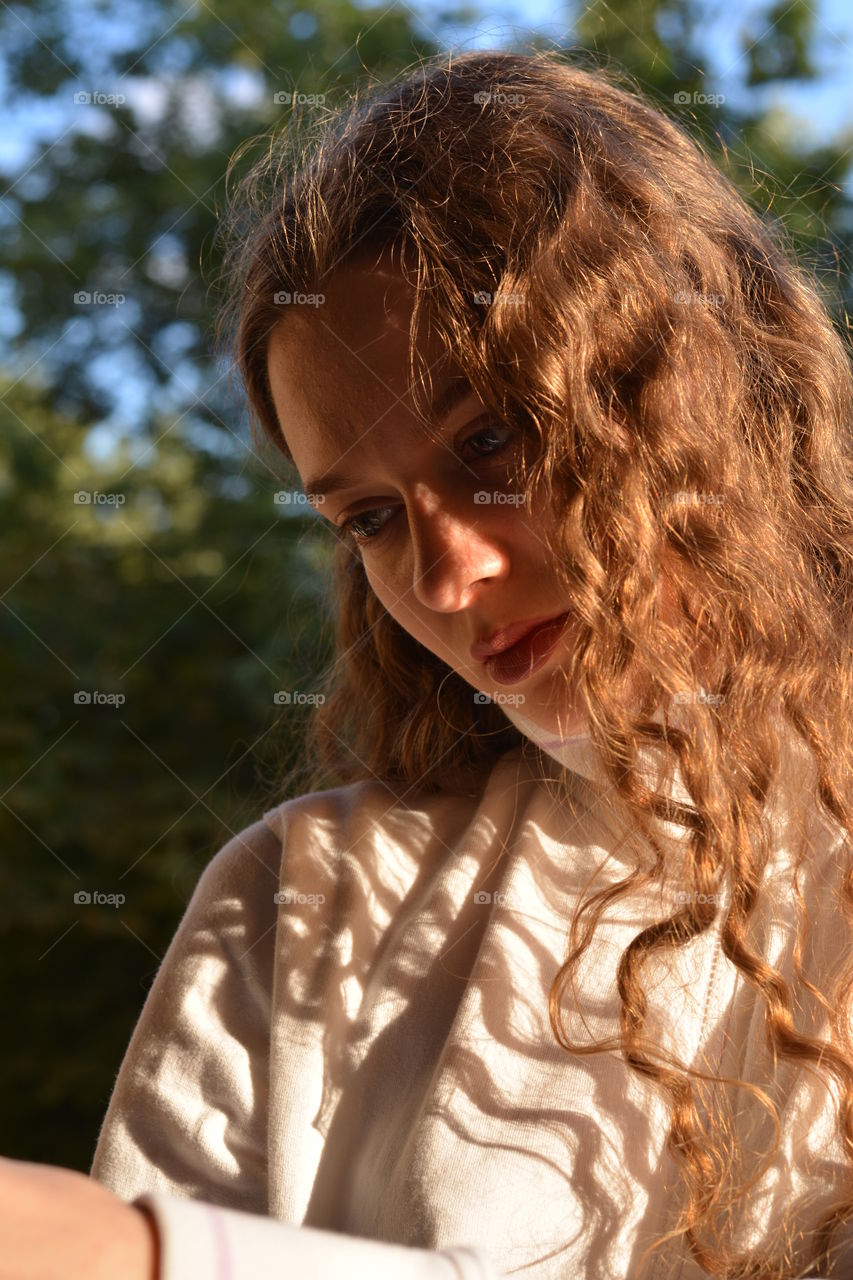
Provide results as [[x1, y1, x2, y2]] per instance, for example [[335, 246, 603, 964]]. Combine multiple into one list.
[[171, 772, 487, 958], [260, 746, 535, 857], [181, 813, 284, 937], [255, 748, 543, 901], [183, 747, 546, 959]]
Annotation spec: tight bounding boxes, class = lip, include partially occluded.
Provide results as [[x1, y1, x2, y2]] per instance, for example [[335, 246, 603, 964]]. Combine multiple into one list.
[[470, 612, 569, 662], [481, 612, 572, 686]]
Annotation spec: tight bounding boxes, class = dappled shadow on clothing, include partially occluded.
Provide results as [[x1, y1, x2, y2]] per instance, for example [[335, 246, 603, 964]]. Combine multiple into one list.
[[259, 751, 670, 1276], [260, 741, 850, 1279]]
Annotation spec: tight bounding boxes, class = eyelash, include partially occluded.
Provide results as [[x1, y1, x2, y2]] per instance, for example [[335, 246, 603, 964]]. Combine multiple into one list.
[[337, 421, 517, 547]]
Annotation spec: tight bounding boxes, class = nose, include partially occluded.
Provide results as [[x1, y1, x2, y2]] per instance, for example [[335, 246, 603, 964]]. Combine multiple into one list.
[[407, 484, 509, 612]]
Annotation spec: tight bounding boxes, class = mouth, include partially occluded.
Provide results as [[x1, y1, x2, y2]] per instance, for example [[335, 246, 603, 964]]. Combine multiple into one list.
[[476, 612, 572, 687], [470, 612, 570, 661]]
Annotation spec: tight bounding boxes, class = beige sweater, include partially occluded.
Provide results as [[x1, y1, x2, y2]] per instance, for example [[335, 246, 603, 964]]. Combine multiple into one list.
[[90, 730, 853, 1279]]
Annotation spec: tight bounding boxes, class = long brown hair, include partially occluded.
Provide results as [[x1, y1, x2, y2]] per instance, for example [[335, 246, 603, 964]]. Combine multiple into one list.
[[217, 48, 853, 1278]]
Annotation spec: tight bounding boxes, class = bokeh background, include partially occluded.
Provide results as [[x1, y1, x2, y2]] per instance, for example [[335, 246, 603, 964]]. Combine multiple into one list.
[[1, 0, 851, 1174]]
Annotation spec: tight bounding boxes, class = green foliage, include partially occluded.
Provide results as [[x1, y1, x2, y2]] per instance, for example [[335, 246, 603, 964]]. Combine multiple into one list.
[[1, 0, 445, 425], [573, 0, 853, 326], [0, 376, 335, 1167]]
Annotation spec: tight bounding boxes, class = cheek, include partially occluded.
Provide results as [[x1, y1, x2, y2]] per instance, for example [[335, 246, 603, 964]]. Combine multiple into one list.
[[363, 565, 420, 636], [364, 567, 454, 662], [363, 561, 400, 613]]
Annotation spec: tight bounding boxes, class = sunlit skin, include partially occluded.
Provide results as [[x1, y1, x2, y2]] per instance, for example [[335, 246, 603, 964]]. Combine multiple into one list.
[[266, 245, 591, 742], [0, 1155, 158, 1280]]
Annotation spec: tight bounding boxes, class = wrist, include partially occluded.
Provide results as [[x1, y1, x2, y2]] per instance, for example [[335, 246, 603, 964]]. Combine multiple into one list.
[[130, 1202, 161, 1280]]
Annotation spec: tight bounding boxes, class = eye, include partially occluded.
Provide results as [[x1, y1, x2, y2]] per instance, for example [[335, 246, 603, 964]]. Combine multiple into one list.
[[338, 505, 398, 545], [463, 421, 515, 459], [337, 419, 518, 548]]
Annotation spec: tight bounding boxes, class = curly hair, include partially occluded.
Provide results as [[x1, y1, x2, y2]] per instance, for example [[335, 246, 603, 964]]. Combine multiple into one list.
[[216, 47, 853, 1279]]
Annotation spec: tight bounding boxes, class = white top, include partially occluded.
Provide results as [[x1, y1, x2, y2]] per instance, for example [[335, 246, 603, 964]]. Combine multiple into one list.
[[90, 726, 852, 1279]]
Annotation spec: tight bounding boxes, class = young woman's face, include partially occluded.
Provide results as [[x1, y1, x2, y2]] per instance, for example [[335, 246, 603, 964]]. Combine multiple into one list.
[[265, 248, 588, 737]]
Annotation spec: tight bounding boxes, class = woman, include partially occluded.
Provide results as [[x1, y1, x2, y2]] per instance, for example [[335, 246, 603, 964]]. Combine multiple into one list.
[[5, 47, 853, 1280]]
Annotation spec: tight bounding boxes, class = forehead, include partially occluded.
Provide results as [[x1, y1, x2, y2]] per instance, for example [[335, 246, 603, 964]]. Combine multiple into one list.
[[265, 253, 449, 460]]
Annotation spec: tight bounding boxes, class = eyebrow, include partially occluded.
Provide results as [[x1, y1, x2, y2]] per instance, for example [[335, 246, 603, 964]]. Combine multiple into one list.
[[301, 374, 475, 500]]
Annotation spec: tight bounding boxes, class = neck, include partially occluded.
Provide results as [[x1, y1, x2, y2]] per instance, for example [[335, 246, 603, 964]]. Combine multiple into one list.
[[500, 701, 694, 805], [499, 704, 603, 786]]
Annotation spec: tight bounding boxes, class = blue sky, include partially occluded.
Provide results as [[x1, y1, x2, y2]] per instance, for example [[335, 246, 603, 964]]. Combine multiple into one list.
[[417, 0, 853, 144], [1, 0, 852, 175]]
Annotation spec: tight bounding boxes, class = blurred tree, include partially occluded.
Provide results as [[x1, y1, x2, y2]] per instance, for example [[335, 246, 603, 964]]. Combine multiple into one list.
[[566, 0, 853, 322], [1, 0, 849, 435], [0, 0, 452, 428], [0, 373, 337, 1166]]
